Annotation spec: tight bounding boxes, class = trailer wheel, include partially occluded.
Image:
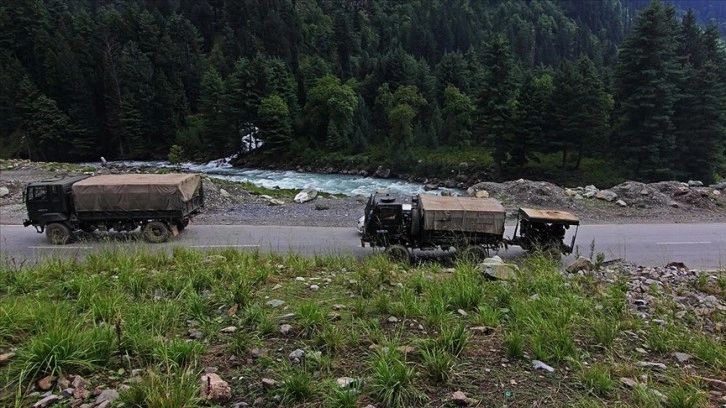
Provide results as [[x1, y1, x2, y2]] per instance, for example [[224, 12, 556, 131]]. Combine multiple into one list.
[[142, 221, 171, 243], [460, 245, 489, 263], [46, 223, 72, 245], [385, 244, 411, 264]]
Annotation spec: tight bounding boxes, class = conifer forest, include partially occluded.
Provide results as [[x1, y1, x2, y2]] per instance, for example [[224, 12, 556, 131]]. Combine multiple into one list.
[[1, 0, 725, 184]]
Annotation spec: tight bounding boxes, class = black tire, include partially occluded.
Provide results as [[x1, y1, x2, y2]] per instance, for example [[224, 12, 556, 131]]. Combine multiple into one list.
[[80, 224, 97, 233], [142, 221, 171, 243], [175, 218, 190, 231], [46, 223, 72, 245], [460, 245, 489, 263], [384, 244, 411, 264]]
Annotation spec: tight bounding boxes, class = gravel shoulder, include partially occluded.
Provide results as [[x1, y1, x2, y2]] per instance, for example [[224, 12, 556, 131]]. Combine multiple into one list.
[[2, 162, 726, 228]]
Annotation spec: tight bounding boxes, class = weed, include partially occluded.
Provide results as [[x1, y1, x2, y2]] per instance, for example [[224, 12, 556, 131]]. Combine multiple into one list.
[[296, 302, 327, 337], [228, 331, 261, 357], [590, 317, 620, 350], [119, 368, 201, 407], [581, 364, 616, 397], [437, 323, 470, 356], [153, 339, 205, 368], [368, 348, 424, 408], [325, 385, 360, 408], [687, 335, 726, 369], [314, 325, 346, 355], [665, 381, 707, 408], [646, 324, 678, 353], [474, 304, 502, 327], [278, 364, 318, 404], [15, 324, 115, 382], [419, 345, 455, 383], [504, 331, 524, 358], [631, 384, 663, 408]]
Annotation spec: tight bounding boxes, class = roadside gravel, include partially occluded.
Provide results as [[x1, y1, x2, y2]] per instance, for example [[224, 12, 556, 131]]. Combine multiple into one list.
[[2, 161, 726, 229]]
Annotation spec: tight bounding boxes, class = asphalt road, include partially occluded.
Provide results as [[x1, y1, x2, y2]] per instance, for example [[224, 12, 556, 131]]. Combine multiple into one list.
[[1, 223, 725, 270]]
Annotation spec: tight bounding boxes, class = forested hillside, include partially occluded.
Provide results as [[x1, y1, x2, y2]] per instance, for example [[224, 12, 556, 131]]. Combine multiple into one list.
[[1, 0, 725, 184]]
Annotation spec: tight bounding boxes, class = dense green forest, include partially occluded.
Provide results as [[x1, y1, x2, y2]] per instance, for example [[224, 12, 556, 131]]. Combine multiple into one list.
[[1, 0, 725, 184]]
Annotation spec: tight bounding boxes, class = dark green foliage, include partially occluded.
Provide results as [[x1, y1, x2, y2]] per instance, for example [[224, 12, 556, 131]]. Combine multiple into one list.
[[614, 0, 680, 181], [0, 0, 724, 184], [474, 35, 518, 176]]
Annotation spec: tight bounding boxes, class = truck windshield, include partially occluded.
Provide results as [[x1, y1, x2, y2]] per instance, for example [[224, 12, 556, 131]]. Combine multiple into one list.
[[27, 186, 48, 201]]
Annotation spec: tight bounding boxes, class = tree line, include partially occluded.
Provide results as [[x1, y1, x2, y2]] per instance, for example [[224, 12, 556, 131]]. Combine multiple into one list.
[[1, 0, 725, 183]]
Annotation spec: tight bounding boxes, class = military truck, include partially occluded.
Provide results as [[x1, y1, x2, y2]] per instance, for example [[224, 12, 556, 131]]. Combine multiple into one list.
[[23, 174, 204, 244], [360, 192, 579, 263]]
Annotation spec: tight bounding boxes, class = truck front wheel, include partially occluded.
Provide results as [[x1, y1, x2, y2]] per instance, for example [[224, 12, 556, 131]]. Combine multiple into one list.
[[142, 221, 171, 243], [384, 244, 411, 264], [46, 223, 72, 245]]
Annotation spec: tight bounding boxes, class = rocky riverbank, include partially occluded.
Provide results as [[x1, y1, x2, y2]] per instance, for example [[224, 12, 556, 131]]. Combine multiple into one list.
[[2, 159, 726, 229]]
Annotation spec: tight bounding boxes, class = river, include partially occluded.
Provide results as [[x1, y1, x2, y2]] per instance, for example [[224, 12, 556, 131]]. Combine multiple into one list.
[[94, 160, 460, 197]]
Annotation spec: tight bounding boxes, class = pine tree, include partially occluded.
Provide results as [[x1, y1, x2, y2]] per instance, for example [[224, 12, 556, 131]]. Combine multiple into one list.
[[258, 94, 292, 157], [474, 35, 518, 176], [614, 0, 680, 181]]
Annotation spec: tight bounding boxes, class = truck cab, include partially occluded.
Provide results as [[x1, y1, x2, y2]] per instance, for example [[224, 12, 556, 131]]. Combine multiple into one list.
[[361, 193, 412, 247], [23, 176, 89, 231]]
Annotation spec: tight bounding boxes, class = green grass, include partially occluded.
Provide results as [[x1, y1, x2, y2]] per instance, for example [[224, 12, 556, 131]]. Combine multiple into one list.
[[1, 249, 724, 407]]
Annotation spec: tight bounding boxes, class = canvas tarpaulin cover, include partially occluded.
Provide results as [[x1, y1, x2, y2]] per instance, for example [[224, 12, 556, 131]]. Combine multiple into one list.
[[72, 174, 201, 212], [418, 195, 506, 235]]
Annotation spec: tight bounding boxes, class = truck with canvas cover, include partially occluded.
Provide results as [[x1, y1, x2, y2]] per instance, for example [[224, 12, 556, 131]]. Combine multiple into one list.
[[23, 173, 204, 244], [360, 192, 579, 263]]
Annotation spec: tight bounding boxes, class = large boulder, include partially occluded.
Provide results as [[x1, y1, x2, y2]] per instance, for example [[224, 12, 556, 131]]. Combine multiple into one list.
[[294, 188, 318, 203], [595, 190, 618, 202], [373, 166, 391, 178], [478, 256, 520, 280], [566, 257, 595, 273]]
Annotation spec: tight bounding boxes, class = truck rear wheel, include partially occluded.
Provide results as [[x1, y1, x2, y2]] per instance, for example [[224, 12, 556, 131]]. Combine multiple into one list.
[[46, 223, 72, 245], [460, 245, 489, 263], [385, 244, 411, 264], [142, 221, 171, 243]]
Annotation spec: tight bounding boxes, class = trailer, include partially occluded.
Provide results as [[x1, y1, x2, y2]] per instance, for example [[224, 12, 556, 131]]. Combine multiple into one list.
[[23, 173, 204, 244], [360, 192, 579, 263]]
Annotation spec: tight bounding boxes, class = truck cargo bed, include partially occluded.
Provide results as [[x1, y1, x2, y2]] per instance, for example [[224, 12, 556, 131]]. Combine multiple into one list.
[[418, 195, 505, 235], [72, 174, 203, 213]]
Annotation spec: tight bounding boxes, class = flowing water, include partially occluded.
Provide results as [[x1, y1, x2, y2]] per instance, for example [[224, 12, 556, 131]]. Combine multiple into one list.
[[92, 159, 460, 197]]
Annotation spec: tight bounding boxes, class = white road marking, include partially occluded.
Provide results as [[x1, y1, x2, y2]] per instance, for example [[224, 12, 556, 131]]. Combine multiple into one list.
[[189, 245, 260, 248], [29, 246, 93, 249], [656, 241, 711, 245]]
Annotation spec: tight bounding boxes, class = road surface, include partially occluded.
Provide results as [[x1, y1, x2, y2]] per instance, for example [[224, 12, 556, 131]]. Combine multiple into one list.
[[1, 223, 724, 270]]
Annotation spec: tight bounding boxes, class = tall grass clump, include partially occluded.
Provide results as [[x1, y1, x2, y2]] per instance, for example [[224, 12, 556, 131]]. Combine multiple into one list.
[[368, 347, 424, 408], [446, 264, 485, 311], [119, 368, 201, 408], [581, 363, 616, 397], [152, 339, 205, 368], [296, 301, 327, 337], [13, 324, 115, 383], [419, 344, 455, 383], [665, 381, 707, 408], [326, 384, 360, 408], [436, 323, 470, 356], [277, 364, 319, 404]]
